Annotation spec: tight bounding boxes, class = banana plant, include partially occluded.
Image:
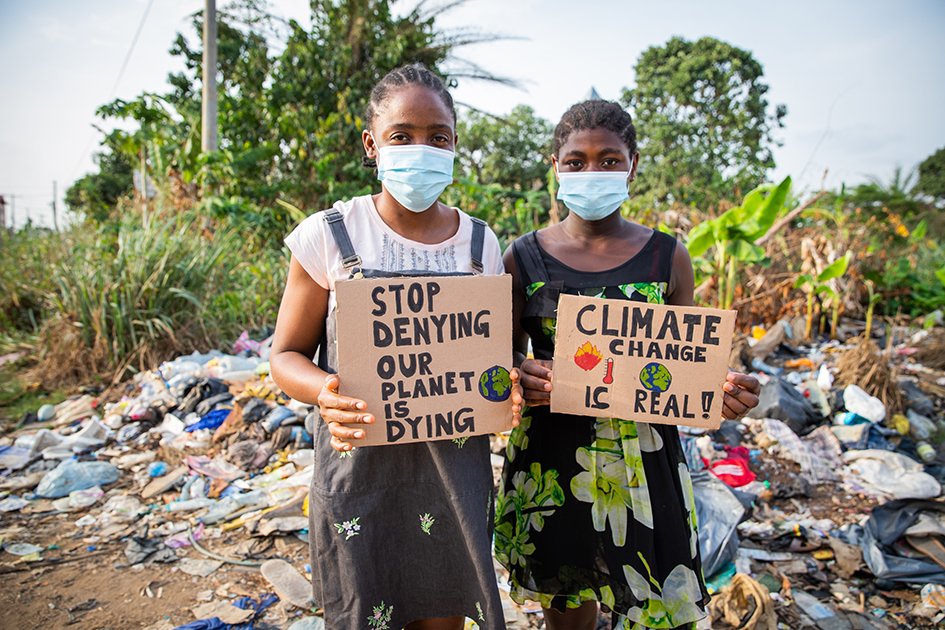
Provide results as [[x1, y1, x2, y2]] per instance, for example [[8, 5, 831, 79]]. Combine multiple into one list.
[[793, 251, 853, 340], [687, 176, 792, 310]]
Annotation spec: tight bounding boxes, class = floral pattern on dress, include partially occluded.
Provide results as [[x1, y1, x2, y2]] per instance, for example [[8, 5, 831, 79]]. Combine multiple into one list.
[[367, 601, 393, 629], [619, 282, 668, 304], [452, 436, 470, 448], [494, 462, 565, 568], [506, 408, 532, 462], [334, 517, 361, 540], [620, 558, 705, 629], [420, 513, 435, 535], [570, 419, 652, 545]]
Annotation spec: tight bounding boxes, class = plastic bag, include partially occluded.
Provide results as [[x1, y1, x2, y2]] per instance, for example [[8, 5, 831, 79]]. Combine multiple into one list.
[[843, 384, 886, 423], [35, 459, 120, 498], [693, 470, 745, 577]]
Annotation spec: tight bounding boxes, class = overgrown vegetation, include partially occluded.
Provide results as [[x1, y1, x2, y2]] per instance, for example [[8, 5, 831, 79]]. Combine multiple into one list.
[[1, 0, 942, 396]]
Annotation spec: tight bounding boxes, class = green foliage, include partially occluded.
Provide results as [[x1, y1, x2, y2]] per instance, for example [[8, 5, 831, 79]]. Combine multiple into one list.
[[455, 105, 553, 190], [446, 105, 555, 247], [90, 0, 510, 238], [916, 147, 945, 201], [621, 36, 786, 210], [687, 176, 791, 309], [64, 132, 135, 224], [0, 227, 62, 337], [794, 252, 852, 339], [843, 165, 923, 218], [43, 212, 286, 379]]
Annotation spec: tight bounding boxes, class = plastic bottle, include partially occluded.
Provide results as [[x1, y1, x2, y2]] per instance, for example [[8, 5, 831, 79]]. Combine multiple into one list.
[[190, 476, 207, 499], [289, 449, 315, 468], [147, 461, 169, 477], [166, 497, 217, 512], [916, 441, 936, 463], [200, 497, 241, 524]]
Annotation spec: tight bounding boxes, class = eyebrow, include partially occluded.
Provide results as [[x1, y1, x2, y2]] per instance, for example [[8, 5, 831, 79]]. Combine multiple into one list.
[[384, 123, 453, 131], [563, 147, 625, 158]]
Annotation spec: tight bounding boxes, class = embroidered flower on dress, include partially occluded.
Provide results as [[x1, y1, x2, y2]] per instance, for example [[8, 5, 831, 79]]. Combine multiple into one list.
[[420, 513, 435, 534], [452, 436, 470, 448], [476, 601, 485, 621], [367, 601, 393, 629], [333, 516, 361, 540], [339, 449, 353, 458]]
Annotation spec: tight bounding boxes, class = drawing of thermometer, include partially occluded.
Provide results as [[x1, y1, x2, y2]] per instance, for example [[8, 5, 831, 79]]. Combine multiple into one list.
[[603, 358, 614, 384]]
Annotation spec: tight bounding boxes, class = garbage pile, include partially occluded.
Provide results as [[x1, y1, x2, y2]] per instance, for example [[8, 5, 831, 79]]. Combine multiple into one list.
[[0, 317, 944, 629]]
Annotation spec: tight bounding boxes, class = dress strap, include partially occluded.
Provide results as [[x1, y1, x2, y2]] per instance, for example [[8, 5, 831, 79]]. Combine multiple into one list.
[[655, 231, 678, 281], [470, 217, 486, 274], [322, 208, 362, 271], [511, 231, 551, 287]]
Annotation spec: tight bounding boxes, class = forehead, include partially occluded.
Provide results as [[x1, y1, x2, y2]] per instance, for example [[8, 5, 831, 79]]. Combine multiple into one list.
[[374, 83, 454, 130], [558, 127, 629, 156]]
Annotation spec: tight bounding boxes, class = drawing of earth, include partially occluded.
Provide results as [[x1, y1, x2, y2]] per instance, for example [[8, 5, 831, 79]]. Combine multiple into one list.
[[479, 366, 512, 402], [639, 362, 672, 392]]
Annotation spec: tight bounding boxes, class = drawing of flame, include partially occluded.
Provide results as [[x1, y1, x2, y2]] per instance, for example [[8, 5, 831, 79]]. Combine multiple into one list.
[[573, 341, 603, 371]]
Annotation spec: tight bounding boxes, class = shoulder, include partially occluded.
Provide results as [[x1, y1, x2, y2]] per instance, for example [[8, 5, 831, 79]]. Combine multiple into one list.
[[453, 207, 505, 274]]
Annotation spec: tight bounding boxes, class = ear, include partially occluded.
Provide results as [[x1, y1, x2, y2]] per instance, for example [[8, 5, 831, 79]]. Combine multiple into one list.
[[551, 155, 560, 183], [629, 152, 640, 182], [362, 129, 377, 158]]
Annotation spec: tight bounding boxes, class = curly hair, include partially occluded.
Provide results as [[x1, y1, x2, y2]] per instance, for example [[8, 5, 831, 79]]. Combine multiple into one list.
[[552, 100, 637, 157]]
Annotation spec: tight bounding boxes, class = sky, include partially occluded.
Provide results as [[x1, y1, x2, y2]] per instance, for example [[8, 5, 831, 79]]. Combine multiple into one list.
[[1, 0, 943, 229]]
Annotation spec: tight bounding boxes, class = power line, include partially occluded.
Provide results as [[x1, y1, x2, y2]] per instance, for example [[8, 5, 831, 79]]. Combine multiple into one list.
[[68, 0, 157, 184]]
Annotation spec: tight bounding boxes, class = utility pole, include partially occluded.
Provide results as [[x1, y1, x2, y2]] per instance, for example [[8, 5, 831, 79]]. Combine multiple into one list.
[[201, 0, 218, 152], [52, 181, 58, 231]]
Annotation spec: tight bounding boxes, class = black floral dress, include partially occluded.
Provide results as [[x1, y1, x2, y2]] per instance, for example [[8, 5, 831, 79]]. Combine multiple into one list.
[[494, 230, 708, 630]]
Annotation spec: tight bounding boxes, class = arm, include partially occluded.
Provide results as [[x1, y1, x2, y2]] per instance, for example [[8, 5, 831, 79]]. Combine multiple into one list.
[[665, 241, 759, 419], [503, 245, 552, 407], [269, 255, 374, 451]]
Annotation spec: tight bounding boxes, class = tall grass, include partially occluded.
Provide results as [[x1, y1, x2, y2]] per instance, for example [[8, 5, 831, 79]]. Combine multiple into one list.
[[38, 213, 286, 385]]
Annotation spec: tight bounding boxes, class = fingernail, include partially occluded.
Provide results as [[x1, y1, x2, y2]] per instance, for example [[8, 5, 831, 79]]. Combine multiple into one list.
[[357, 402, 366, 410], [724, 382, 736, 392], [354, 431, 364, 438]]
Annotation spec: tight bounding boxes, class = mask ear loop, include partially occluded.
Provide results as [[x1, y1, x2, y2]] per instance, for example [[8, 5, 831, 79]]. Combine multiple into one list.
[[362, 131, 378, 169]]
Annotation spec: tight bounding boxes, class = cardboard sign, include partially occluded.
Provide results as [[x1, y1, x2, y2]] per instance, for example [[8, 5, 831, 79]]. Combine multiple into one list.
[[335, 275, 514, 446], [550, 294, 736, 429]]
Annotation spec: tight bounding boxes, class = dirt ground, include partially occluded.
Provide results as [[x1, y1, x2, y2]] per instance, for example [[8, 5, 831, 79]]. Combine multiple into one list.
[[0, 451, 900, 630]]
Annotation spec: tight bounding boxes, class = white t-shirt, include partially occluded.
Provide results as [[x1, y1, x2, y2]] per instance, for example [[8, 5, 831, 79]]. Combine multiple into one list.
[[285, 194, 504, 313]]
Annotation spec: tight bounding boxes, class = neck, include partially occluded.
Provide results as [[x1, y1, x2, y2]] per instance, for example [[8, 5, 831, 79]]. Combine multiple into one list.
[[561, 211, 625, 241], [372, 191, 452, 243]]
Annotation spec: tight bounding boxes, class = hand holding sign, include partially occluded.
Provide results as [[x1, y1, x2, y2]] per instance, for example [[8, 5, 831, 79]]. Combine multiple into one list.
[[317, 374, 375, 452]]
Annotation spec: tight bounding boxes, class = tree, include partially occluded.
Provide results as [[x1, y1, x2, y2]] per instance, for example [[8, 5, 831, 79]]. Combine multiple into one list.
[[455, 105, 552, 191], [85, 0, 511, 236], [620, 36, 786, 210], [64, 132, 135, 223], [916, 147, 945, 202], [845, 165, 922, 219]]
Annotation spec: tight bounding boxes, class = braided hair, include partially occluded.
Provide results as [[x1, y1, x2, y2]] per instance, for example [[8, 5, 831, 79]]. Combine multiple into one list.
[[552, 100, 637, 158], [361, 64, 456, 168]]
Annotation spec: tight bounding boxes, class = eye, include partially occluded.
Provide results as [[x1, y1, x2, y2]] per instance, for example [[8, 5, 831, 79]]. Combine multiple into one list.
[[602, 158, 621, 168], [564, 159, 584, 169], [431, 133, 452, 145], [390, 132, 410, 143]]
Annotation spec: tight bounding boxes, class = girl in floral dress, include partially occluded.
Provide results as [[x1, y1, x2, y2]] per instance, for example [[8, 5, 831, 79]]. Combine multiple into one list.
[[270, 65, 519, 630], [494, 100, 760, 630]]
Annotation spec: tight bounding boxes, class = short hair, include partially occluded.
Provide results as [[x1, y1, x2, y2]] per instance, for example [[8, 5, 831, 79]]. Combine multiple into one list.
[[364, 63, 456, 130], [552, 100, 637, 157]]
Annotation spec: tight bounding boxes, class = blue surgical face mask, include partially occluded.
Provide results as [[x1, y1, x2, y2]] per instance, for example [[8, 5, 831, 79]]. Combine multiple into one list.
[[375, 141, 455, 212], [556, 170, 630, 221]]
